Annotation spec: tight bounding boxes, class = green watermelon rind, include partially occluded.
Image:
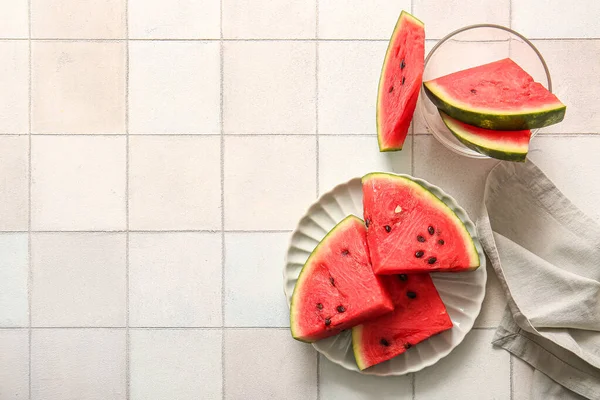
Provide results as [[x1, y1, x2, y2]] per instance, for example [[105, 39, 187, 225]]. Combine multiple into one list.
[[440, 112, 529, 162], [289, 214, 363, 343], [361, 172, 480, 270], [423, 81, 566, 131], [376, 11, 424, 152], [351, 324, 368, 370]]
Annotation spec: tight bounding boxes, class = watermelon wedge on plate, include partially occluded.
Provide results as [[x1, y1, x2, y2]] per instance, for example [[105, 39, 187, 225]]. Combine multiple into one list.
[[440, 111, 532, 162], [423, 58, 566, 130], [376, 11, 425, 152], [362, 172, 480, 274], [289, 215, 394, 343], [353, 273, 453, 370]]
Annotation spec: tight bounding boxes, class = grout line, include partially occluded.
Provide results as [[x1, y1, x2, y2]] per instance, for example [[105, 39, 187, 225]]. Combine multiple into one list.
[[411, 126, 415, 176], [27, 0, 32, 397], [220, 1, 226, 398], [0, 326, 290, 330], [2, 37, 600, 42], [510, 354, 514, 400], [509, 0, 513, 29], [124, 0, 130, 398], [411, 373, 416, 400], [315, 20, 320, 199], [2, 132, 600, 137], [9, 229, 292, 234]]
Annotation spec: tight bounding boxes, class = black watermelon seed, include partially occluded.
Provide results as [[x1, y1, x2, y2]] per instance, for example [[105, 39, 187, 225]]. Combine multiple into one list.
[[330, 277, 335, 286], [415, 250, 424, 258], [404, 343, 412, 349], [438, 239, 445, 245], [417, 235, 425, 242], [325, 318, 331, 326], [389, 86, 394, 93], [384, 225, 391, 233], [401, 59, 406, 70], [402, 76, 406, 85], [398, 274, 408, 281], [428, 226, 435, 235], [407, 291, 417, 299], [380, 338, 390, 347], [365, 219, 371, 228], [428, 257, 437, 265], [341, 249, 349, 256], [337, 305, 346, 313], [316, 303, 323, 310], [471, 89, 477, 94]]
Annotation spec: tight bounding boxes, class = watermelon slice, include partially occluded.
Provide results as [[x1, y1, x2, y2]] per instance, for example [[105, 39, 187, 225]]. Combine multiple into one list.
[[362, 173, 479, 274], [440, 111, 532, 162], [423, 58, 566, 130], [376, 10, 425, 152], [290, 215, 394, 343], [352, 273, 453, 370]]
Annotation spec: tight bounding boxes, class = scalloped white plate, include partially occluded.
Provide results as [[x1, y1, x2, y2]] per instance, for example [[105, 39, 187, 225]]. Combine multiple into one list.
[[283, 174, 486, 376]]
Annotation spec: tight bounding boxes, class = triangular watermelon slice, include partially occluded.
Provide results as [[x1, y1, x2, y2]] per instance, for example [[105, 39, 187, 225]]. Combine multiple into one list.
[[290, 215, 394, 343], [376, 10, 425, 152], [440, 111, 532, 162], [423, 58, 566, 130], [362, 173, 479, 274], [352, 273, 453, 370]]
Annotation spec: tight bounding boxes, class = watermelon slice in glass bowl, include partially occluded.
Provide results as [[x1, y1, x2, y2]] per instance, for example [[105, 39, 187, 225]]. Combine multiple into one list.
[[283, 175, 486, 375], [417, 24, 553, 159]]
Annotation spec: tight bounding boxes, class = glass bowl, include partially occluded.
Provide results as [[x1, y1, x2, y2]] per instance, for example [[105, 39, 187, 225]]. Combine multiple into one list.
[[418, 24, 552, 159]]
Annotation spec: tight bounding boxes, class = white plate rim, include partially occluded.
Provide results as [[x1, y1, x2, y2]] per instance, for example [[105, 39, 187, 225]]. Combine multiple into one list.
[[282, 172, 486, 376]]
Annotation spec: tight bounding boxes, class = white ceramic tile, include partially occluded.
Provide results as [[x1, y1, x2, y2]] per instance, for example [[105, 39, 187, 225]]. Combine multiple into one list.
[[225, 232, 290, 327], [528, 136, 600, 222], [223, 0, 316, 39], [128, 136, 221, 230], [31, 329, 126, 400], [0, 234, 28, 327], [413, 135, 497, 221], [31, 233, 126, 327], [129, 233, 222, 327], [318, 136, 412, 193], [415, 330, 510, 399], [31, 0, 126, 39], [128, 41, 220, 134], [31, 41, 126, 134], [0, 42, 29, 134], [319, 355, 412, 399], [224, 136, 316, 230], [474, 261, 507, 328], [31, 136, 126, 230], [0, 136, 28, 230], [532, 40, 600, 134], [130, 329, 222, 400], [318, 41, 388, 135], [318, 0, 410, 39], [513, 0, 600, 39], [414, 0, 510, 39], [129, 0, 220, 39], [0, 1, 28, 38], [224, 329, 317, 400], [0, 330, 29, 399], [224, 42, 316, 134], [512, 356, 535, 400]]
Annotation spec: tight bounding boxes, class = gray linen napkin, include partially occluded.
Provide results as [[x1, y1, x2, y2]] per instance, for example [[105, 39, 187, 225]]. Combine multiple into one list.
[[476, 160, 600, 399]]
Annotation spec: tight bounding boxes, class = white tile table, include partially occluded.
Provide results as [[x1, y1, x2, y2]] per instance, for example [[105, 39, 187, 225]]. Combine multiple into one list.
[[0, 0, 598, 399]]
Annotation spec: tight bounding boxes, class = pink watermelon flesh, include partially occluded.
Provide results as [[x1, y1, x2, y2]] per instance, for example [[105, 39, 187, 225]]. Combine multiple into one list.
[[290, 215, 394, 343], [362, 173, 480, 274], [376, 11, 425, 152], [424, 58, 566, 130], [440, 111, 532, 162], [352, 273, 453, 370]]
